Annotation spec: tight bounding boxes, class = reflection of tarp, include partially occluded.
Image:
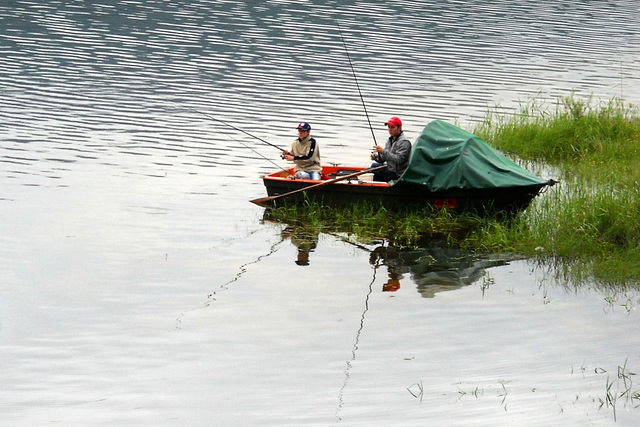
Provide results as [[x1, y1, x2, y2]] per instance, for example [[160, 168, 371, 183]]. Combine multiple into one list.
[[395, 120, 548, 191], [381, 245, 512, 298]]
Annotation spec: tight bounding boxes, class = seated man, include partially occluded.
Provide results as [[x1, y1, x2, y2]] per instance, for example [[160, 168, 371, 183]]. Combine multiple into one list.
[[283, 122, 322, 180], [370, 116, 411, 182]]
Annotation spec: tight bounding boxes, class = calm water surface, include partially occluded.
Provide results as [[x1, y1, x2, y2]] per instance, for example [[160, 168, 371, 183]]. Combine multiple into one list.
[[1, 1, 639, 425]]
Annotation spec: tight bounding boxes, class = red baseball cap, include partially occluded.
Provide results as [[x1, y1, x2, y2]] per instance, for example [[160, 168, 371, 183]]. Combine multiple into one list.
[[384, 116, 402, 127]]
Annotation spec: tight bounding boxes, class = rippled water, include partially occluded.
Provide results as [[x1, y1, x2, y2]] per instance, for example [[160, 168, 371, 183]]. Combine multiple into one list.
[[1, 1, 639, 425]]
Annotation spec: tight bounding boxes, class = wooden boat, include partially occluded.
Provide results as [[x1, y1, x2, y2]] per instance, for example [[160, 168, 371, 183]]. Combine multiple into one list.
[[254, 120, 556, 213], [258, 165, 552, 213]]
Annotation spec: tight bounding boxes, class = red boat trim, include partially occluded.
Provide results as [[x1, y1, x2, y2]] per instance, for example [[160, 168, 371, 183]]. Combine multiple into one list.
[[434, 198, 458, 209]]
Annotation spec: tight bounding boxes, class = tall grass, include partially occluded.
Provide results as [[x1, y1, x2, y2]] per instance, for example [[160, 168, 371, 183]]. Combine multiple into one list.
[[475, 96, 637, 157], [473, 95, 640, 286]]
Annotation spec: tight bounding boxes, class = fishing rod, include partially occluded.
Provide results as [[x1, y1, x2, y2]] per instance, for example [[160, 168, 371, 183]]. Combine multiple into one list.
[[226, 131, 290, 173], [188, 108, 286, 152], [187, 108, 290, 173], [335, 19, 378, 146]]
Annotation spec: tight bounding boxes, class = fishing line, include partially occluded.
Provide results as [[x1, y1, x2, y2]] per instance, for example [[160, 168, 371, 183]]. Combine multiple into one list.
[[187, 107, 290, 173], [216, 126, 290, 173], [335, 19, 378, 146], [188, 108, 285, 152], [224, 130, 290, 173]]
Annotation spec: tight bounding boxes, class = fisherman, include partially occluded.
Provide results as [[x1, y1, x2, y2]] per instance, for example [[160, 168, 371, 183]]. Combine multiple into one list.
[[370, 116, 412, 182], [283, 122, 322, 180]]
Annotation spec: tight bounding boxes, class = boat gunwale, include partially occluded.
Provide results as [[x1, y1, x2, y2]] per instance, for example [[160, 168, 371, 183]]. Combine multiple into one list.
[[261, 166, 393, 188]]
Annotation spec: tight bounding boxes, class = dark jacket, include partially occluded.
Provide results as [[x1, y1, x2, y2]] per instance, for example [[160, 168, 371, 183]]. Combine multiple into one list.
[[374, 131, 412, 176]]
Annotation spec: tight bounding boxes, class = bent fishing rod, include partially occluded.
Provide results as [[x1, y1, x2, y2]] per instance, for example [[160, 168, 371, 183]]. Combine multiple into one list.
[[335, 19, 378, 146], [188, 108, 286, 152]]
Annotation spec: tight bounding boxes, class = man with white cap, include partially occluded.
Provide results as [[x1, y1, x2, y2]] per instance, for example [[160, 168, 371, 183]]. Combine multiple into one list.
[[370, 116, 412, 182]]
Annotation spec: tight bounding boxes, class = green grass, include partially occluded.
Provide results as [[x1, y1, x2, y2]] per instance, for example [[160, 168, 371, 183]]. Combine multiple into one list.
[[475, 95, 640, 187], [266, 95, 640, 287], [473, 95, 640, 286]]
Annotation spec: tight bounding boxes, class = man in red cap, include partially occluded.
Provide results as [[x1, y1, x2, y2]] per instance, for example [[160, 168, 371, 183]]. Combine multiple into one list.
[[370, 116, 412, 182]]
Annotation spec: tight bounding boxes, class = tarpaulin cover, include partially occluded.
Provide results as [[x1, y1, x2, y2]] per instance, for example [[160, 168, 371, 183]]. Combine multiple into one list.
[[395, 120, 548, 190]]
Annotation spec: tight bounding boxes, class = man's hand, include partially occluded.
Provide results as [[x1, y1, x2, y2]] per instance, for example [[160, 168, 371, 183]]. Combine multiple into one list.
[[371, 145, 383, 160], [282, 150, 294, 161]]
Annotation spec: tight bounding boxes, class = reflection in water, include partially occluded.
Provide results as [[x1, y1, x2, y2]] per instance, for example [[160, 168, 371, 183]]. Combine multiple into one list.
[[369, 245, 408, 293], [370, 243, 511, 297], [2, 1, 640, 425], [281, 225, 319, 266], [276, 221, 513, 294], [277, 223, 513, 297]]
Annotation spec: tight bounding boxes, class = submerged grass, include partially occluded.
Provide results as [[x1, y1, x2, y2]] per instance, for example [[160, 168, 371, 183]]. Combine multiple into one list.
[[265, 202, 487, 248], [266, 95, 640, 287]]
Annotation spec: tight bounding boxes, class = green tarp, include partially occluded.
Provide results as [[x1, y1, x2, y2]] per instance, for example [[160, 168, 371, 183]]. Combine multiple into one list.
[[395, 120, 548, 191]]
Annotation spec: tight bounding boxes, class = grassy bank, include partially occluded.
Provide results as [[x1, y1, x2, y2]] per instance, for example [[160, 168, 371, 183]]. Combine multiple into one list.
[[266, 96, 640, 287], [473, 96, 640, 286], [475, 96, 640, 187]]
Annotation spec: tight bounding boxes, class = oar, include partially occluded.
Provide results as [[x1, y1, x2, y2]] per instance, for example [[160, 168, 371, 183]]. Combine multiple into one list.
[[249, 165, 386, 207]]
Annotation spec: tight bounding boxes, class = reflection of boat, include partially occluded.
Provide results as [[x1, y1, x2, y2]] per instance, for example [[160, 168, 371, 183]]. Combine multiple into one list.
[[267, 215, 512, 297], [370, 244, 512, 298], [259, 120, 555, 213]]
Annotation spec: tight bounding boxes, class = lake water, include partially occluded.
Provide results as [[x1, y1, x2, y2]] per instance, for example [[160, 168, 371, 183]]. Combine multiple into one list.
[[1, 1, 639, 425]]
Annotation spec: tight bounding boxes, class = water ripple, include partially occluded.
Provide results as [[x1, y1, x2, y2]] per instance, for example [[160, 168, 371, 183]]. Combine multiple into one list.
[[0, 0, 638, 183]]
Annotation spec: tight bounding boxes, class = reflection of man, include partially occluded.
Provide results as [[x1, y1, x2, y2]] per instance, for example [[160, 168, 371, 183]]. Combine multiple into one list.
[[293, 237, 316, 266], [282, 226, 318, 266], [382, 276, 401, 292], [370, 245, 409, 292]]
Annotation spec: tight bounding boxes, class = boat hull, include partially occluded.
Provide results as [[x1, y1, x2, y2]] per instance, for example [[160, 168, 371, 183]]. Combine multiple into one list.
[[260, 166, 549, 214]]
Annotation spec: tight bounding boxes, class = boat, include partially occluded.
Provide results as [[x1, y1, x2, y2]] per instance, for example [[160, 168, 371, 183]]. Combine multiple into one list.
[[254, 120, 556, 213]]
